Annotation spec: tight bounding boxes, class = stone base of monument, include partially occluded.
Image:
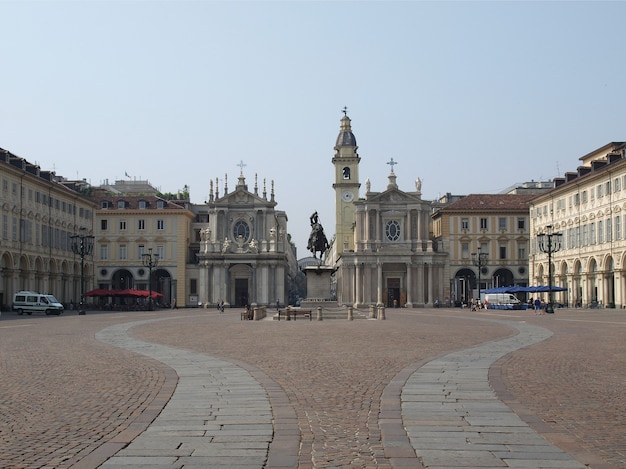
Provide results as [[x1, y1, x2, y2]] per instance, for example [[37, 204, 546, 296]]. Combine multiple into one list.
[[302, 265, 334, 299]]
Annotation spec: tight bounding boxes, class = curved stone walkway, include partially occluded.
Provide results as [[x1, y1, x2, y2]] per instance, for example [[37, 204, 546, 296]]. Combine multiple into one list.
[[94, 315, 588, 468], [401, 319, 587, 469], [96, 318, 297, 468]]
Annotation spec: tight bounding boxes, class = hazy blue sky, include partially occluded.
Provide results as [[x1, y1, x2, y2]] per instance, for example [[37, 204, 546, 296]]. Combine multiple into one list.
[[2, 1, 625, 254]]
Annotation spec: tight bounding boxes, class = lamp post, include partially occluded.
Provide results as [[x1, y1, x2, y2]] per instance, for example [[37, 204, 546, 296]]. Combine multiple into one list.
[[471, 247, 488, 306], [142, 248, 159, 310], [70, 227, 94, 315], [537, 224, 563, 314]]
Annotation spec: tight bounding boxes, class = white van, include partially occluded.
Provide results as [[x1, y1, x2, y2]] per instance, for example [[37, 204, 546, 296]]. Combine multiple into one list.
[[483, 293, 521, 306], [13, 291, 64, 316]]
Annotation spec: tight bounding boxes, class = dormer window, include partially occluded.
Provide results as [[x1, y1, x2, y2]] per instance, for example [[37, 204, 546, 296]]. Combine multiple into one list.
[[117, 200, 126, 209], [139, 200, 147, 209], [101, 201, 109, 209], [157, 200, 165, 209]]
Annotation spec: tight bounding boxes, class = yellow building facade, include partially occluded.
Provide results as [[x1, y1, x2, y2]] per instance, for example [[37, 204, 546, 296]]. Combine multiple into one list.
[[0, 148, 96, 308], [433, 193, 535, 306], [92, 180, 195, 308], [530, 142, 626, 308]]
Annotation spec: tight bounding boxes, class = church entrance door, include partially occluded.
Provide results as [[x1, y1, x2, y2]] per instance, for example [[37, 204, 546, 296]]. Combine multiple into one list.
[[387, 278, 401, 308], [235, 278, 249, 307]]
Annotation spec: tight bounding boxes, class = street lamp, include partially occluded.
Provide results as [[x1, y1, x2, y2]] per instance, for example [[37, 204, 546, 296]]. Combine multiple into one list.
[[142, 248, 159, 310], [471, 247, 488, 305], [70, 227, 94, 315], [537, 224, 563, 314]]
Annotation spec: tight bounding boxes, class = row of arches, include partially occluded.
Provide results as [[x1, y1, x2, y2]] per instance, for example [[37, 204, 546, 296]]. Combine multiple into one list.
[[535, 254, 620, 307], [0, 250, 84, 308], [0, 250, 173, 309], [452, 267, 517, 306]]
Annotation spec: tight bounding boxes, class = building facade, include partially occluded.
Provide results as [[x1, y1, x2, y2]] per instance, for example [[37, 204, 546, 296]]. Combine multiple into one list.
[[194, 172, 297, 308], [432, 193, 536, 306], [529, 142, 626, 308], [330, 114, 447, 307], [92, 180, 195, 308], [0, 148, 96, 308]]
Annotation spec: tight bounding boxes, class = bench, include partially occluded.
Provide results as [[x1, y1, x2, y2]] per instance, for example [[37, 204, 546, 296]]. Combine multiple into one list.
[[277, 308, 312, 321]]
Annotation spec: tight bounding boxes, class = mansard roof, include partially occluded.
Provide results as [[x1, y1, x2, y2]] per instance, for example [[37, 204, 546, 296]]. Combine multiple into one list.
[[92, 194, 188, 211]]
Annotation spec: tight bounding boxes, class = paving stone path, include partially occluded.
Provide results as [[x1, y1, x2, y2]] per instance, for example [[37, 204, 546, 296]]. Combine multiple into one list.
[[96, 318, 287, 468], [402, 320, 586, 469], [94, 315, 587, 468]]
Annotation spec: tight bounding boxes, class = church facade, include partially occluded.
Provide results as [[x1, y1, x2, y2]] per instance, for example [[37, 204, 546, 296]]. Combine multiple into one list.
[[194, 172, 297, 308], [330, 113, 448, 307]]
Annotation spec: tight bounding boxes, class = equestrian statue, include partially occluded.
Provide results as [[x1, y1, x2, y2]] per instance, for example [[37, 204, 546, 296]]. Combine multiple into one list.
[[307, 211, 330, 260]]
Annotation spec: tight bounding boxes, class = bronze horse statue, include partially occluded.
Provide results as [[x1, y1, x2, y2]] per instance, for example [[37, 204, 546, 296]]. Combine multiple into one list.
[[307, 211, 330, 260]]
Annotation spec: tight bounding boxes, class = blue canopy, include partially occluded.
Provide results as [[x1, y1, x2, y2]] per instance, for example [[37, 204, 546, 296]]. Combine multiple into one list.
[[482, 285, 567, 294]]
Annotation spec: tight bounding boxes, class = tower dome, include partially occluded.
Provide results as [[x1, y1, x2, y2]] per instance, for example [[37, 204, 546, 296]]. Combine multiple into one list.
[[335, 114, 357, 148]]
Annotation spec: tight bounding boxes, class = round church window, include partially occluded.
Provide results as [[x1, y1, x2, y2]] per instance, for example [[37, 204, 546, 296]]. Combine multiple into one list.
[[233, 220, 250, 241], [385, 220, 401, 241]]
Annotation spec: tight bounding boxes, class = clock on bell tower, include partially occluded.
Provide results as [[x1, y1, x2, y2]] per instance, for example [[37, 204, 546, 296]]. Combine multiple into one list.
[[332, 108, 360, 254]]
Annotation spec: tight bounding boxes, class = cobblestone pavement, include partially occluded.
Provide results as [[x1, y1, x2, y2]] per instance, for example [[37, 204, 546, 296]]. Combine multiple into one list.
[[0, 307, 624, 468]]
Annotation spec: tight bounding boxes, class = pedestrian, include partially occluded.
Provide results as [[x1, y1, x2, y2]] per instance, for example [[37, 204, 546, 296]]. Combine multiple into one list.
[[534, 297, 541, 314], [276, 299, 280, 311], [172, 298, 177, 309]]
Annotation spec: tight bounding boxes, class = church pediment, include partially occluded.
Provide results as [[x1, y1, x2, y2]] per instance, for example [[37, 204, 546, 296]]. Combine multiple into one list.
[[215, 188, 276, 208], [367, 189, 420, 204]]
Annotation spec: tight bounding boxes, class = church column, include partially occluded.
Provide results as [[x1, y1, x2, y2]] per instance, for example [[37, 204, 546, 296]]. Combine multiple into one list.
[[355, 262, 362, 307], [199, 261, 208, 306], [416, 263, 424, 305], [376, 210, 381, 244], [377, 262, 383, 305], [405, 262, 413, 307], [250, 262, 257, 305], [427, 263, 433, 306], [258, 264, 269, 305], [224, 263, 231, 306], [211, 262, 221, 304], [365, 210, 370, 249], [275, 264, 284, 306], [406, 210, 412, 249]]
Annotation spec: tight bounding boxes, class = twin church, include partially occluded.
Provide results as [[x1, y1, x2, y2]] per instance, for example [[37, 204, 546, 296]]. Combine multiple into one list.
[[196, 111, 446, 309]]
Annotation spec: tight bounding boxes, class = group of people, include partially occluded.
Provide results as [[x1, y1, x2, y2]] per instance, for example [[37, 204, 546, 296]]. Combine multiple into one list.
[[529, 297, 546, 314]]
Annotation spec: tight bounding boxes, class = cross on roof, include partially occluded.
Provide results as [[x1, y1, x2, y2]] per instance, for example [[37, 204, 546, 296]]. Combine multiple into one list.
[[342, 106, 348, 116], [236, 160, 247, 174], [387, 158, 398, 172]]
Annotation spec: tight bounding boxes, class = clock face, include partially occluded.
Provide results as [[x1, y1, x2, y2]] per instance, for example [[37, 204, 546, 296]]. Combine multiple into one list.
[[342, 190, 354, 202]]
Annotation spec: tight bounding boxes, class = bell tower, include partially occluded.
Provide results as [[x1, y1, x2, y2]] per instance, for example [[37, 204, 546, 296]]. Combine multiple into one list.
[[332, 108, 360, 254]]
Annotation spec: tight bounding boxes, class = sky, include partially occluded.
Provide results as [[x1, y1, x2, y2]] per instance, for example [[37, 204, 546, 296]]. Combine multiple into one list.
[[2, 1, 626, 256]]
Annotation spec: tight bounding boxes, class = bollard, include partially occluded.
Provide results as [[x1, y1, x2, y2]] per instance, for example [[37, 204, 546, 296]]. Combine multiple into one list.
[[377, 305, 386, 320], [369, 304, 376, 318], [253, 307, 259, 321], [317, 306, 323, 321], [348, 306, 353, 320]]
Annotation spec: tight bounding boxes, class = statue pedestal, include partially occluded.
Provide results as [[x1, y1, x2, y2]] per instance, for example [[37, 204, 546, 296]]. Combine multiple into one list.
[[300, 265, 335, 308]]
